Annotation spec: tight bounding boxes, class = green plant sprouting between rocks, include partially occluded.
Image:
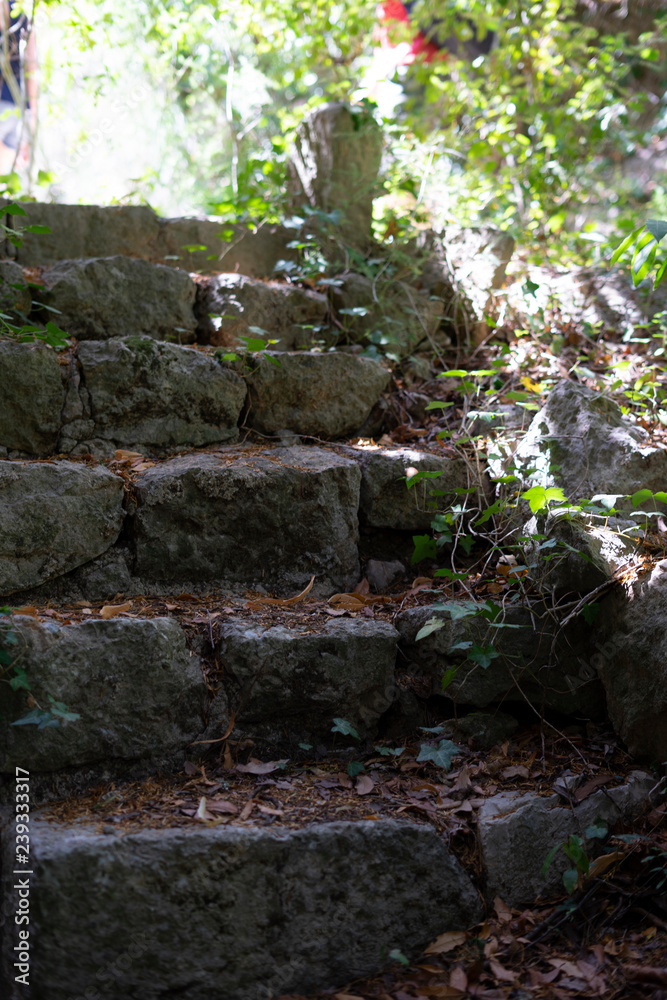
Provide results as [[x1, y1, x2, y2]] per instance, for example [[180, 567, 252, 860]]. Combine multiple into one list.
[[0, 606, 80, 728]]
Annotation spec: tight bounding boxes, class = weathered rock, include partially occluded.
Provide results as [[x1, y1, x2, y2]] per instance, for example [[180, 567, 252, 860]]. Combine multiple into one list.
[[479, 771, 655, 906], [245, 352, 390, 438], [446, 710, 518, 748], [200, 273, 329, 349], [9, 202, 163, 265], [365, 558, 405, 592], [396, 603, 605, 719], [522, 510, 643, 595], [205, 618, 398, 740], [60, 337, 247, 455], [593, 560, 667, 760], [5, 202, 298, 276], [288, 102, 383, 248], [39, 256, 197, 343], [511, 379, 667, 509], [0, 258, 30, 314], [0, 819, 481, 1000], [331, 271, 444, 358], [0, 617, 206, 773], [132, 446, 361, 594], [445, 226, 515, 346], [0, 340, 64, 454], [344, 445, 470, 531], [0, 460, 124, 595]]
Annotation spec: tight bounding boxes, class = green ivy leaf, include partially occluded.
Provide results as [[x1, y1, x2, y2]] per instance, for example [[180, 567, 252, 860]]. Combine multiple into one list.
[[416, 739, 461, 771], [468, 644, 500, 669], [331, 717, 360, 740], [411, 534, 437, 564], [562, 867, 579, 894], [347, 760, 365, 777], [415, 617, 446, 641]]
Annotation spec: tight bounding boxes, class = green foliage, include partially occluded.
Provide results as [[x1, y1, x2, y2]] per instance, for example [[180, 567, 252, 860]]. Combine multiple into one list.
[[331, 717, 360, 740], [416, 738, 460, 771], [0, 607, 80, 729], [611, 220, 667, 287], [347, 760, 365, 777]]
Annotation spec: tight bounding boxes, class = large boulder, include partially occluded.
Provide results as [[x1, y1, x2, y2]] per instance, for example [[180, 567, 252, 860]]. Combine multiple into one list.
[[593, 559, 667, 760], [0, 819, 481, 1000], [287, 102, 383, 248], [511, 379, 667, 508], [204, 618, 398, 741], [479, 772, 655, 906], [39, 256, 198, 342], [396, 603, 605, 719], [0, 460, 124, 596], [0, 340, 64, 454], [244, 352, 390, 438], [199, 273, 329, 349], [60, 337, 247, 455], [0, 617, 206, 773], [132, 446, 361, 595], [343, 444, 470, 530]]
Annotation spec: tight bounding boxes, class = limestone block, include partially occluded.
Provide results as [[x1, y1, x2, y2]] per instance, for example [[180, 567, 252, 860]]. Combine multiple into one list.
[[479, 772, 655, 906], [39, 256, 197, 342], [594, 560, 667, 760], [132, 446, 361, 594], [65, 337, 246, 454], [0, 617, 207, 772], [511, 379, 667, 509], [205, 618, 398, 741], [0, 460, 124, 595], [1, 819, 482, 1000], [344, 445, 470, 531], [396, 604, 605, 719], [200, 273, 329, 349], [244, 352, 390, 438], [0, 340, 64, 454]]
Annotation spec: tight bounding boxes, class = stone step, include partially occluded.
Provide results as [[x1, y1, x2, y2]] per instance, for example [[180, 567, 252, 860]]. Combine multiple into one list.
[[0, 443, 467, 602], [0, 341, 392, 457], [0, 815, 481, 1000], [0, 748, 655, 998], [2, 201, 296, 275]]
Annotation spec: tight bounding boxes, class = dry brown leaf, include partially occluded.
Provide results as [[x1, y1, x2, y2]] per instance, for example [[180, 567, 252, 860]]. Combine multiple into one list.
[[588, 851, 625, 878], [236, 759, 288, 775], [328, 594, 365, 608], [13, 606, 38, 616], [449, 966, 467, 991], [249, 576, 315, 607], [489, 959, 518, 982], [196, 796, 214, 821], [114, 449, 143, 461], [574, 775, 613, 802], [99, 602, 132, 619], [238, 800, 255, 821], [356, 775, 374, 795], [493, 896, 512, 923], [353, 577, 370, 595], [133, 462, 155, 471], [183, 760, 199, 776], [334, 994, 367, 999], [323, 608, 350, 617], [424, 930, 467, 955], [336, 772, 354, 789], [501, 764, 530, 779], [205, 798, 239, 815]]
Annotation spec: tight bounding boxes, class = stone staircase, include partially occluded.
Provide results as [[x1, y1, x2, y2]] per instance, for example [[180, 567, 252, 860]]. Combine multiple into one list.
[[0, 204, 660, 1000]]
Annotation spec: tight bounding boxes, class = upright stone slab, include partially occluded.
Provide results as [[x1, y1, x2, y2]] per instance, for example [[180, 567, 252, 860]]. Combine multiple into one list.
[[511, 379, 667, 507], [244, 352, 390, 438], [39, 256, 197, 342], [0, 340, 64, 454], [205, 618, 398, 741], [593, 559, 667, 760], [0, 819, 482, 1000], [61, 337, 247, 455], [0, 460, 124, 596], [132, 446, 361, 594], [287, 102, 383, 247], [0, 617, 207, 774]]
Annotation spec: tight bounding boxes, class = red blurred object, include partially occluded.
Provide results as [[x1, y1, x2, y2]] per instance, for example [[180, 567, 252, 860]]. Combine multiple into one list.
[[377, 1, 444, 64]]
